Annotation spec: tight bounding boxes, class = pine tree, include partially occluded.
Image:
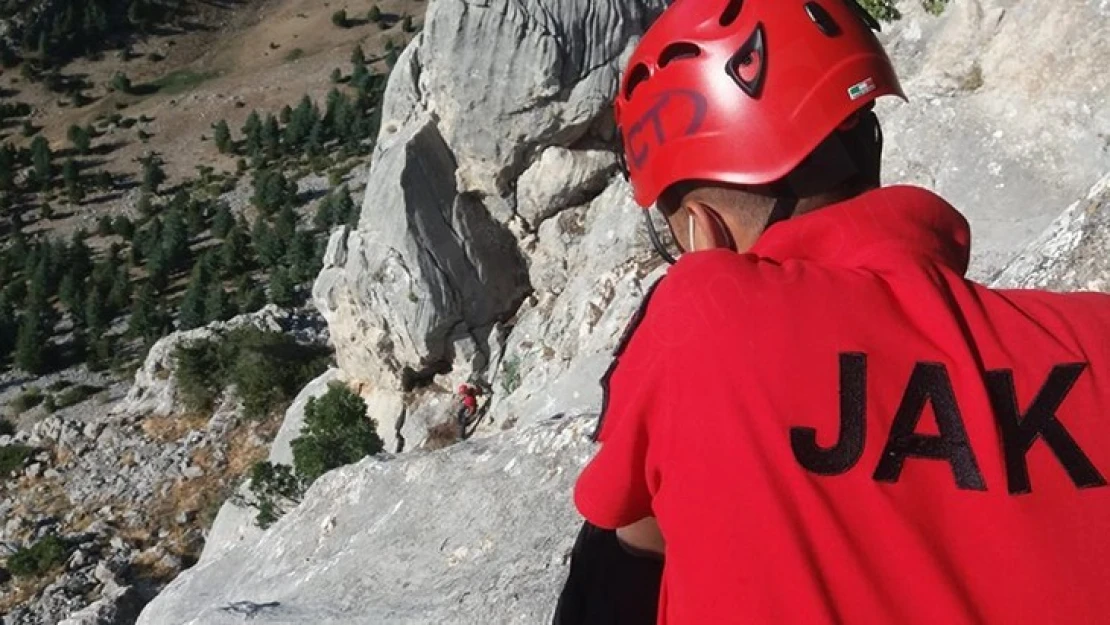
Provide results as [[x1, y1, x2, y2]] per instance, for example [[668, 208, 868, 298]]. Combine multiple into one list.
[[260, 114, 281, 162], [107, 270, 132, 314], [242, 111, 262, 160], [68, 124, 91, 154], [63, 157, 83, 203], [213, 120, 233, 154], [220, 224, 251, 275], [212, 202, 234, 239], [113, 215, 135, 240], [128, 282, 158, 340], [251, 218, 282, 269], [178, 268, 207, 330], [140, 154, 166, 195], [287, 229, 318, 283], [367, 6, 382, 23], [330, 68, 343, 84], [275, 204, 297, 245], [204, 281, 234, 323], [84, 286, 107, 333], [314, 194, 335, 230], [269, 267, 295, 307], [162, 209, 190, 271], [30, 135, 52, 189], [350, 44, 366, 66], [111, 71, 133, 94], [15, 310, 49, 374]]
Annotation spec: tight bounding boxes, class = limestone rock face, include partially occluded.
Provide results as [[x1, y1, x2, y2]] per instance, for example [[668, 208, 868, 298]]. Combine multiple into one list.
[[136, 416, 595, 625], [992, 172, 1110, 292], [878, 0, 1110, 279], [313, 0, 669, 426]]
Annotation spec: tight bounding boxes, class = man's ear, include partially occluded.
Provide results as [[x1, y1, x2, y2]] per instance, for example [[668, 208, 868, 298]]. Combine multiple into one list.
[[684, 201, 734, 252]]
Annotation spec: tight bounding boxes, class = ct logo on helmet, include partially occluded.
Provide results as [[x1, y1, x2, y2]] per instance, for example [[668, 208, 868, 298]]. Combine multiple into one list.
[[623, 89, 708, 170]]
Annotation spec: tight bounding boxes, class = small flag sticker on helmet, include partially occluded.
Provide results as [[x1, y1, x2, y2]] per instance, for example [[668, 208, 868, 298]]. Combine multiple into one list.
[[848, 78, 877, 100]]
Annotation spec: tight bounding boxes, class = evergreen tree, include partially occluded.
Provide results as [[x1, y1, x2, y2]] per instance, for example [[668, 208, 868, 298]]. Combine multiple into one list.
[[128, 282, 158, 340], [113, 215, 135, 240], [331, 9, 350, 28], [279, 105, 293, 125], [97, 215, 114, 236], [69, 231, 93, 282], [314, 194, 335, 230], [350, 44, 366, 66], [63, 157, 83, 203], [287, 229, 318, 283], [269, 267, 295, 308], [178, 269, 207, 330], [260, 114, 281, 162], [212, 202, 234, 239], [140, 154, 166, 195], [68, 124, 91, 154], [220, 224, 251, 275], [15, 310, 49, 374], [204, 281, 233, 323], [30, 135, 52, 189], [242, 111, 263, 160], [367, 6, 382, 23], [0, 295, 16, 365], [275, 204, 297, 245], [330, 68, 343, 84], [251, 217, 283, 269], [58, 272, 82, 315], [213, 120, 233, 154], [162, 209, 190, 271], [110, 71, 132, 94], [107, 270, 132, 314], [84, 286, 107, 333]]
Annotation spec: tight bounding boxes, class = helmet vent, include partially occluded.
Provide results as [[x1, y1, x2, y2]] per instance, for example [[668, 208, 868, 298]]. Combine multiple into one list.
[[624, 63, 651, 100], [805, 2, 842, 36], [719, 0, 744, 26], [659, 42, 701, 68], [726, 23, 766, 98]]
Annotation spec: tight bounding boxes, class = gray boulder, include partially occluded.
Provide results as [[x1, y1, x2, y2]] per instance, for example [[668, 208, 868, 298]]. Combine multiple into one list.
[[137, 415, 595, 625]]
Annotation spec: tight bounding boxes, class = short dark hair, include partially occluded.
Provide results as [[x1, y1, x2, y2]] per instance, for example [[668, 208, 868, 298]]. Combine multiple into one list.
[[658, 110, 884, 216]]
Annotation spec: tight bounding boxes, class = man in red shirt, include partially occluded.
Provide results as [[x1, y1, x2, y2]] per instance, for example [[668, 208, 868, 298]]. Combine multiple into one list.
[[569, 0, 1110, 623]]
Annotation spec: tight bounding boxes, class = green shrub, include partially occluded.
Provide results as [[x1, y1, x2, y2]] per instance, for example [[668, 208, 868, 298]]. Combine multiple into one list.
[[10, 388, 44, 414], [174, 329, 331, 418], [6, 535, 68, 578], [920, 0, 949, 15], [248, 383, 382, 528], [858, 0, 901, 21], [291, 382, 382, 484], [56, 385, 102, 408], [285, 48, 305, 62], [500, 357, 521, 394], [0, 444, 33, 476], [174, 340, 224, 413], [248, 461, 302, 529]]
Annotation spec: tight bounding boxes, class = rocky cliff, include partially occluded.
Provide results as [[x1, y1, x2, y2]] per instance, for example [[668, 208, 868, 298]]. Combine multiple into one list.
[[139, 0, 1110, 623]]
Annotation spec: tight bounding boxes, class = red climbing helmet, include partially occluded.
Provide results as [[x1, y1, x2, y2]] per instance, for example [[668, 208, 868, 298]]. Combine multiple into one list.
[[615, 0, 905, 207]]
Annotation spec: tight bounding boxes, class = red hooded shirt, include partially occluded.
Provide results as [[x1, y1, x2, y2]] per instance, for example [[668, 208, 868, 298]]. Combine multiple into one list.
[[575, 185, 1110, 625]]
